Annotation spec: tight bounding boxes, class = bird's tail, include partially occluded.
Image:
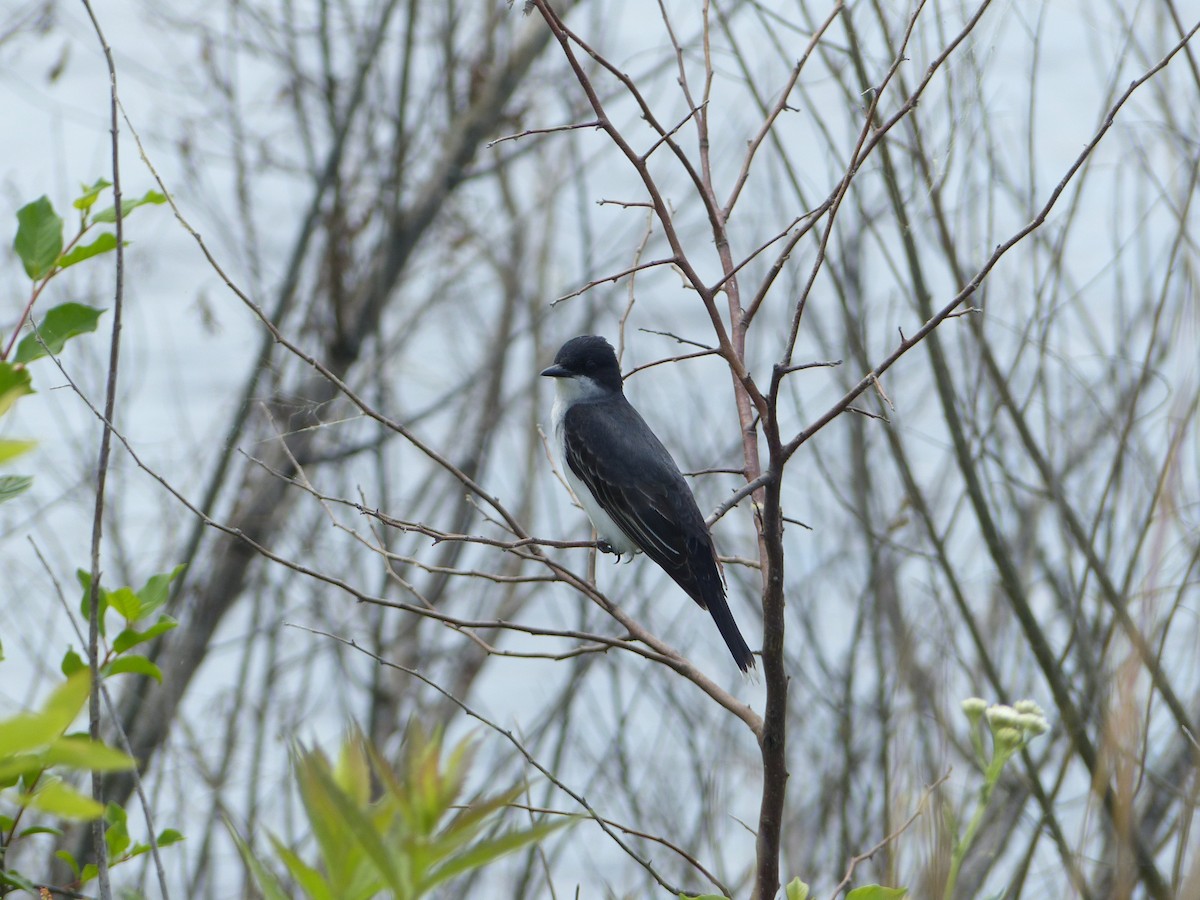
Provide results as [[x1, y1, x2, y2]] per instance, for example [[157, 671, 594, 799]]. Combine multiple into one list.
[[706, 593, 756, 673]]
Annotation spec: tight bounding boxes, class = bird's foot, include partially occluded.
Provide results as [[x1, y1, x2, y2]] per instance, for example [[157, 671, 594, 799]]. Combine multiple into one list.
[[596, 540, 623, 562]]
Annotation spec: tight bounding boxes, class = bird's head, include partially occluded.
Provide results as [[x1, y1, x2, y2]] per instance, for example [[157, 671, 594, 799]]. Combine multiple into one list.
[[540, 335, 623, 397]]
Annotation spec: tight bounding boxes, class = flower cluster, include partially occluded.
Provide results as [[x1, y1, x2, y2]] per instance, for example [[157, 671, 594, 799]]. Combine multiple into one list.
[[962, 697, 1050, 761], [943, 697, 1053, 899]]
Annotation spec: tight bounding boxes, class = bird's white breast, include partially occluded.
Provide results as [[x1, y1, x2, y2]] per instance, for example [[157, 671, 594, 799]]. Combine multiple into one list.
[[550, 380, 639, 557]]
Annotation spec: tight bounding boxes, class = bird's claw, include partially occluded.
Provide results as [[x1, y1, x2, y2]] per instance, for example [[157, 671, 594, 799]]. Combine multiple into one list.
[[597, 540, 623, 562]]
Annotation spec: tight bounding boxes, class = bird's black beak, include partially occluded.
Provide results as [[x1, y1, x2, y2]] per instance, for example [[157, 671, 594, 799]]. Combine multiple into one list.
[[540, 364, 571, 378]]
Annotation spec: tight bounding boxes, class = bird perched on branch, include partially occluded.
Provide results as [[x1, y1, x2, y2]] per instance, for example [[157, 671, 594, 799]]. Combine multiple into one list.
[[541, 334, 756, 672]]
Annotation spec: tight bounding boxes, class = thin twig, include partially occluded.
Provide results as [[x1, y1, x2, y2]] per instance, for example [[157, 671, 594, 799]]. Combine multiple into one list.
[[552, 256, 676, 306], [78, 2, 121, 895], [781, 13, 1200, 462], [623, 347, 720, 380], [486, 119, 601, 147], [827, 770, 951, 899]]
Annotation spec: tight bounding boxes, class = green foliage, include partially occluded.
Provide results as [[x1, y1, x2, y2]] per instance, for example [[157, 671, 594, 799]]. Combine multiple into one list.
[[785, 877, 810, 900], [1, 564, 185, 894], [2, 180, 162, 510], [846, 887, 907, 900], [1, 179, 178, 894], [10, 183, 164, 284], [13, 197, 62, 280], [76, 565, 183, 648], [0, 355, 38, 507], [0, 476, 32, 505], [91, 189, 166, 225], [0, 364, 33, 419], [71, 178, 111, 212], [52, 803, 183, 894], [55, 233, 119, 271], [234, 725, 570, 900], [0, 672, 135, 861], [64, 565, 184, 686], [14, 303, 105, 364]]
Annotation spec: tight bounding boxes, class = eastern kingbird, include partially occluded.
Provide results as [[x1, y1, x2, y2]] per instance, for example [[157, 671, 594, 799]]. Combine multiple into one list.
[[540, 335, 756, 672]]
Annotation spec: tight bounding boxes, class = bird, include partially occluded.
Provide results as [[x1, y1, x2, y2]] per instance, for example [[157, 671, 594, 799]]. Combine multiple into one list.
[[540, 334, 756, 672]]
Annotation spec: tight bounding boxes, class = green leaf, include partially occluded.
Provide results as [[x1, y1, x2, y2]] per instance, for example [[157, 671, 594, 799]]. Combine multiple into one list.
[[846, 887, 908, 900], [14, 302, 105, 363], [105, 802, 130, 858], [13, 196, 63, 279], [59, 232, 120, 271], [0, 671, 90, 755], [56, 233, 118, 270], [135, 564, 185, 620], [43, 735, 135, 772], [92, 189, 167, 224], [229, 825, 293, 900], [23, 779, 105, 820], [0, 475, 33, 504], [77, 569, 109, 635], [270, 834, 337, 900], [106, 586, 140, 621], [422, 817, 569, 892], [0, 869, 37, 891], [0, 759, 39, 787], [434, 783, 522, 853], [786, 878, 811, 900], [73, 178, 112, 212], [61, 648, 85, 676], [0, 362, 34, 417], [102, 655, 163, 683], [334, 732, 371, 806], [0, 753, 43, 786], [0, 442, 36, 465], [113, 615, 178, 653], [156, 828, 184, 847], [17, 824, 64, 838], [304, 756, 407, 895], [55, 849, 80, 878]]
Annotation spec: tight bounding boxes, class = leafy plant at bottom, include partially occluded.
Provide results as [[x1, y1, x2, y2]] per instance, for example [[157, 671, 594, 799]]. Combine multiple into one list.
[[233, 724, 570, 900], [0, 560, 185, 894], [0, 672, 134, 895]]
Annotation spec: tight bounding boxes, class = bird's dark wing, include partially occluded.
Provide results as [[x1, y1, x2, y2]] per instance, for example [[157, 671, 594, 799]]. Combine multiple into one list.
[[561, 399, 715, 592], [561, 398, 755, 672], [559, 398, 748, 672]]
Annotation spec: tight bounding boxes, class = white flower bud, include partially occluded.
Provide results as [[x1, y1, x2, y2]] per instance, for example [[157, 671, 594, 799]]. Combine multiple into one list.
[[1013, 699, 1045, 718], [994, 726, 1023, 749], [1017, 713, 1049, 735], [961, 697, 988, 720], [986, 704, 1020, 730]]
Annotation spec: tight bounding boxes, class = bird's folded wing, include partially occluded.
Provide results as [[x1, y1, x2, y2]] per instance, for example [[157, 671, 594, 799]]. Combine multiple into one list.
[[561, 404, 686, 566]]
